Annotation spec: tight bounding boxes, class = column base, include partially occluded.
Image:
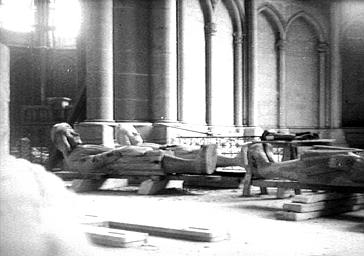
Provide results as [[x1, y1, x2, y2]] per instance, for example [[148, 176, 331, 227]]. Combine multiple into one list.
[[342, 127, 364, 149], [74, 121, 115, 147], [150, 122, 184, 144]]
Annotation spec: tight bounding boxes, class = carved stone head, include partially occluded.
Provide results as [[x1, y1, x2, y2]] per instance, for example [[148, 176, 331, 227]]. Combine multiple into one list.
[[50, 123, 82, 155]]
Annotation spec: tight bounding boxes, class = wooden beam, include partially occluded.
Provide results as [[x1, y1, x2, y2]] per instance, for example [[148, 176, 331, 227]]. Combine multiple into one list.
[[107, 220, 229, 242]]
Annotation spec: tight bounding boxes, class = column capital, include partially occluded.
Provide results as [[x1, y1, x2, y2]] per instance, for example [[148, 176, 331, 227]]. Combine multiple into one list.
[[275, 39, 287, 51], [211, 0, 221, 10], [318, 42, 329, 53], [205, 22, 217, 36]]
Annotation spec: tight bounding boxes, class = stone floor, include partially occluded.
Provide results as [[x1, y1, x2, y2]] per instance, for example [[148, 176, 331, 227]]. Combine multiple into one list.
[[73, 182, 364, 256]]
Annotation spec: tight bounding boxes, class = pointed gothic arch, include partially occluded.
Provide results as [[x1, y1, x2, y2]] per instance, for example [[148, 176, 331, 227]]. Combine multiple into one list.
[[258, 3, 285, 39], [285, 11, 328, 128], [286, 11, 326, 42], [254, 4, 285, 127]]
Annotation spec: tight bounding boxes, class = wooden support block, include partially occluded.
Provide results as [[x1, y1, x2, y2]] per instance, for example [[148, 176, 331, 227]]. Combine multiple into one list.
[[83, 225, 148, 248], [137, 177, 169, 195], [259, 187, 268, 195], [275, 204, 364, 221], [71, 178, 106, 193], [276, 188, 294, 199], [99, 178, 128, 190], [242, 167, 253, 197], [294, 189, 302, 195], [108, 221, 229, 242]]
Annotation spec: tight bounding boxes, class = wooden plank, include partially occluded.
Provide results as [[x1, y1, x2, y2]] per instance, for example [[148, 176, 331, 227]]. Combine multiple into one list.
[[108, 170, 166, 177], [183, 175, 242, 189], [283, 194, 364, 212], [251, 179, 364, 193], [275, 204, 364, 221], [107, 220, 229, 242], [83, 225, 148, 248], [312, 145, 363, 152], [292, 192, 362, 204], [53, 171, 106, 180]]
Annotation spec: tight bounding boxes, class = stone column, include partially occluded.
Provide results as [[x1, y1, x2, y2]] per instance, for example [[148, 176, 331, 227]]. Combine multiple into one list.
[[245, 0, 257, 126], [330, 2, 342, 129], [149, 0, 178, 144], [276, 39, 287, 128], [34, 0, 50, 104], [150, 0, 178, 123], [242, 33, 249, 126], [177, 0, 184, 122], [321, 1, 347, 146], [318, 42, 329, 128], [233, 33, 243, 126], [76, 0, 114, 146], [204, 22, 217, 126], [0, 43, 10, 158]]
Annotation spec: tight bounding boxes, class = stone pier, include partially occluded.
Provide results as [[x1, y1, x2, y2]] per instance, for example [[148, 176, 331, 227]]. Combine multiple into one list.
[[76, 0, 114, 147]]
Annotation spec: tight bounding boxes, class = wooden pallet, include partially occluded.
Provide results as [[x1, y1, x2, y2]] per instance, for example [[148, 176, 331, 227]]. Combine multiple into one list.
[[275, 192, 364, 221]]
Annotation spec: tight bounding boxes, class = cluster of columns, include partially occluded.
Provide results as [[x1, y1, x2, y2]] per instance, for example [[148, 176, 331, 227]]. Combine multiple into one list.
[[79, 0, 247, 144], [78, 0, 341, 145], [79, 0, 180, 144]]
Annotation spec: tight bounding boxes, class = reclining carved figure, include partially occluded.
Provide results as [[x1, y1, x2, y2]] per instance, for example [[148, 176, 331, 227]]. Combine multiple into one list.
[[51, 123, 248, 176], [51, 123, 219, 175], [247, 143, 364, 188], [114, 123, 248, 167]]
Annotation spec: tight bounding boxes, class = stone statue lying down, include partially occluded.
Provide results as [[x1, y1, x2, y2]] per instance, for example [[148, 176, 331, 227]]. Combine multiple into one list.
[[247, 143, 364, 188], [51, 123, 219, 175], [51, 123, 246, 176]]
